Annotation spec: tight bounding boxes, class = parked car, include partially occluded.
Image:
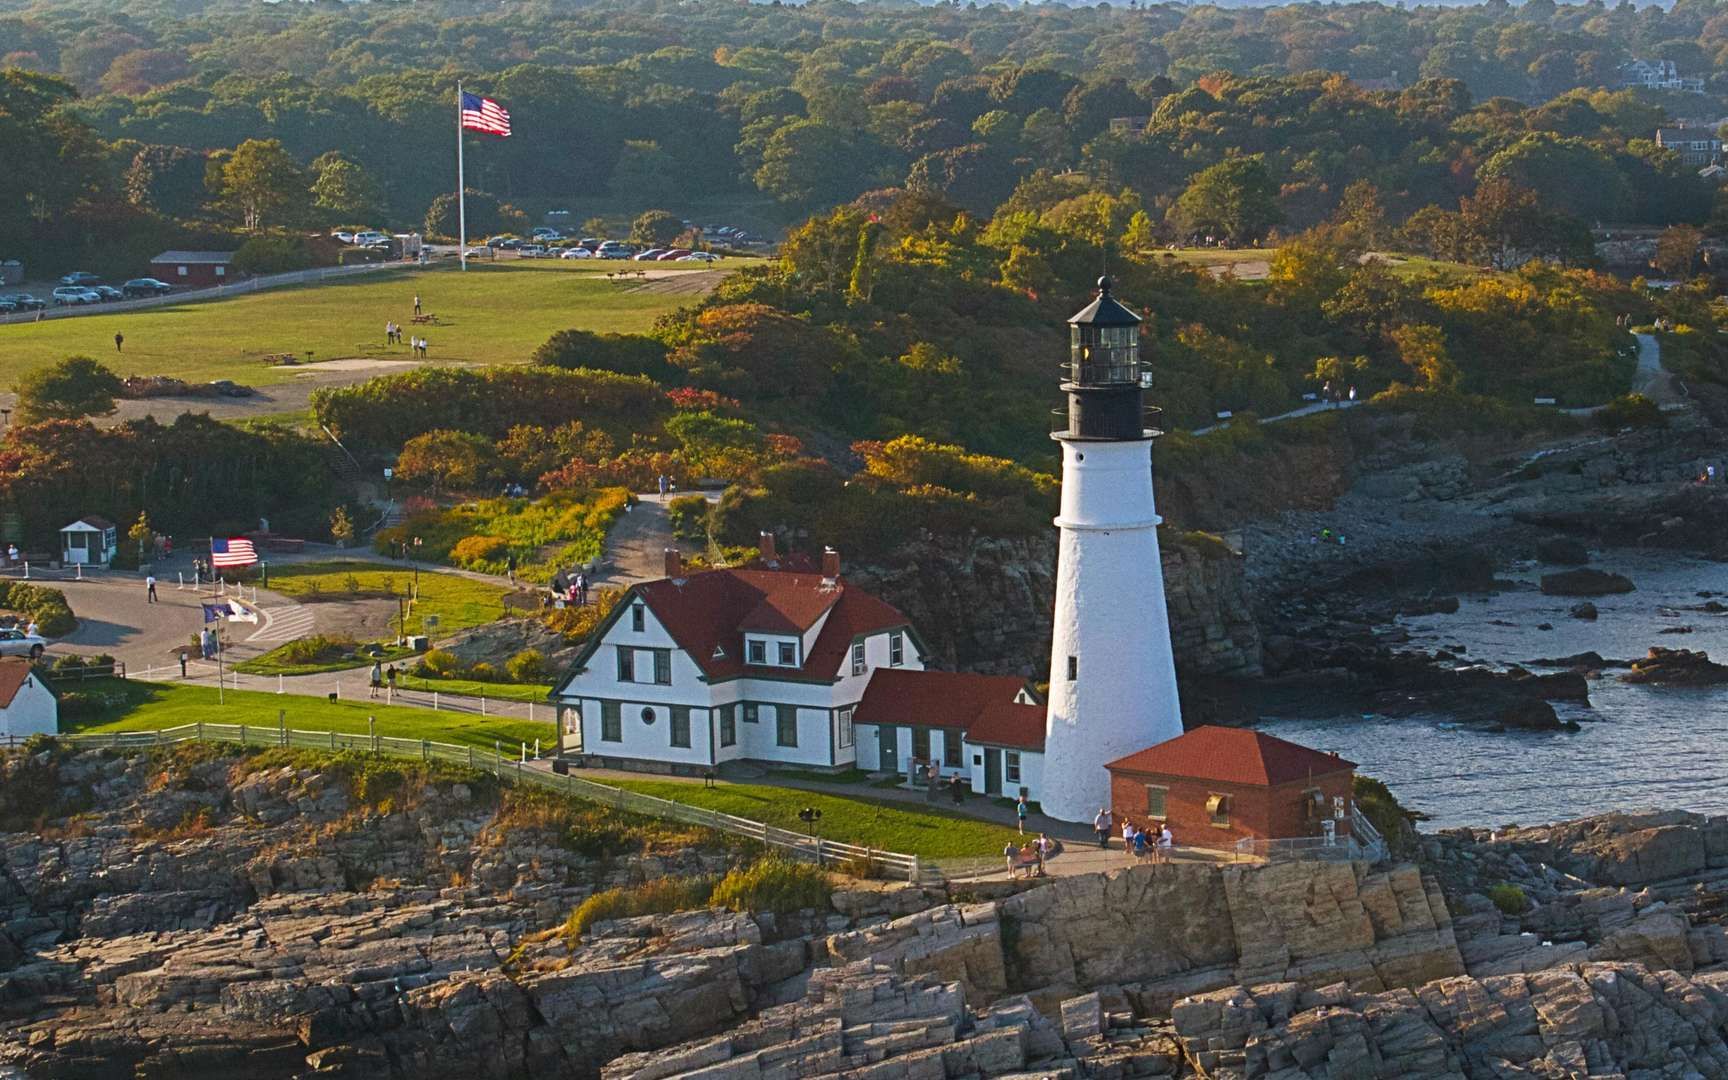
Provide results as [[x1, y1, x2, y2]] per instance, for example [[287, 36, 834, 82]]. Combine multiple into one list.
[[0, 628, 46, 658], [597, 241, 632, 259], [121, 278, 174, 298], [633, 248, 668, 261], [352, 231, 388, 245], [58, 271, 101, 287], [91, 285, 123, 301], [50, 286, 100, 305], [656, 249, 693, 261], [331, 231, 357, 243], [531, 227, 562, 240], [462, 247, 489, 259], [559, 247, 593, 259], [0, 298, 16, 313], [518, 245, 548, 258], [577, 237, 602, 252], [3, 293, 45, 310], [677, 252, 721, 262]]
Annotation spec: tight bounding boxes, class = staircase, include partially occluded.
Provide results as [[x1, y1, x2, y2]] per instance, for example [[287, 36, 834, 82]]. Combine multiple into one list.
[[319, 425, 365, 485]]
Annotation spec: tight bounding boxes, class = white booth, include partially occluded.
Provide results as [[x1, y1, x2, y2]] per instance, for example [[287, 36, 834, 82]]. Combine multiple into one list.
[[60, 516, 118, 568]]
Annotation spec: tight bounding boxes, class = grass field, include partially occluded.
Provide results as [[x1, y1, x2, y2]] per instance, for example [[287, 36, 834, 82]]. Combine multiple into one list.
[[603, 777, 1022, 860], [0, 259, 730, 390], [62, 679, 550, 750], [395, 674, 553, 703], [264, 561, 508, 636]]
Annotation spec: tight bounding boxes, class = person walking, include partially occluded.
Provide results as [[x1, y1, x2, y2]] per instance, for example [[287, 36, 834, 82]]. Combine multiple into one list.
[[25, 619, 38, 639], [368, 660, 383, 700], [1094, 808, 1113, 849], [145, 573, 157, 603], [657, 474, 669, 499], [1004, 841, 1019, 880], [114, 332, 123, 353], [949, 776, 965, 806], [385, 664, 398, 696], [506, 553, 518, 585], [1015, 793, 1029, 834], [413, 293, 422, 316], [5, 543, 16, 566]]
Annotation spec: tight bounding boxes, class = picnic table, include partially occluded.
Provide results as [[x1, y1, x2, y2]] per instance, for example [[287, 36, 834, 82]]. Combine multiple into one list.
[[411, 313, 440, 324]]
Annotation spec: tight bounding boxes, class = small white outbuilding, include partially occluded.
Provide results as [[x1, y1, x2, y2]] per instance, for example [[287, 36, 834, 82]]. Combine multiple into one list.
[[60, 517, 117, 568], [0, 657, 57, 741]]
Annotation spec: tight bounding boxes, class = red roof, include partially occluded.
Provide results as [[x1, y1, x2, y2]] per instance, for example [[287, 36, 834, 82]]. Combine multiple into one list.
[[631, 567, 909, 682], [965, 701, 1047, 750], [1105, 726, 1356, 787], [854, 668, 1045, 752], [0, 658, 40, 708]]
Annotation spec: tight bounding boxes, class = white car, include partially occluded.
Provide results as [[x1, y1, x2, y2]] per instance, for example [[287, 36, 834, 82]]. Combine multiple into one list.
[[559, 248, 593, 259], [677, 252, 720, 262], [50, 286, 101, 305], [353, 231, 388, 245], [331, 231, 356, 243], [0, 628, 46, 658], [463, 247, 489, 259]]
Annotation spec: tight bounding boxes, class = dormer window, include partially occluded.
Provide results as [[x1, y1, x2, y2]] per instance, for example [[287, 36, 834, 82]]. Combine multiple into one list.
[[631, 604, 645, 632], [747, 640, 766, 665], [777, 641, 796, 666], [851, 641, 866, 676]]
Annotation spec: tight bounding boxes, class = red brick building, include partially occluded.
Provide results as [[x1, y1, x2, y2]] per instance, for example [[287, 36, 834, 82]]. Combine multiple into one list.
[[1105, 726, 1357, 852]]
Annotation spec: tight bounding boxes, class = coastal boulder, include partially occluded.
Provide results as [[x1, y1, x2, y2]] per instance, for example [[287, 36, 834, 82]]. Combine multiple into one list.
[[1569, 602, 1598, 620], [1540, 569, 1635, 596], [1535, 537, 1591, 566], [1621, 647, 1728, 686]]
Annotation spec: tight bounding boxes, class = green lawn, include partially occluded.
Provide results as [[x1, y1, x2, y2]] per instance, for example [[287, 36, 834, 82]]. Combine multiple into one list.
[[62, 679, 551, 751], [601, 778, 1023, 860], [234, 641, 417, 677], [262, 560, 508, 636], [0, 259, 729, 389], [395, 674, 553, 703]]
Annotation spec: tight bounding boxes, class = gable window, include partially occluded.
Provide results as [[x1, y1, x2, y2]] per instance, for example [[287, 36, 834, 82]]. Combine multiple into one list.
[[601, 701, 621, 742], [776, 707, 798, 747], [720, 705, 736, 747], [777, 641, 796, 667], [889, 631, 904, 667], [1145, 785, 1168, 819], [911, 727, 930, 761], [1207, 793, 1232, 827], [836, 706, 854, 749], [631, 604, 645, 632], [652, 648, 671, 685], [670, 706, 691, 748], [615, 646, 635, 683], [851, 641, 866, 676], [942, 730, 961, 768], [1005, 752, 1022, 784], [747, 639, 766, 665], [743, 703, 759, 724]]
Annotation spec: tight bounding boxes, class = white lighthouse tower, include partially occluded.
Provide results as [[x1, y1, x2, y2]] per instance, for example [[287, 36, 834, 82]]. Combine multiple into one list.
[[1041, 276, 1183, 823]]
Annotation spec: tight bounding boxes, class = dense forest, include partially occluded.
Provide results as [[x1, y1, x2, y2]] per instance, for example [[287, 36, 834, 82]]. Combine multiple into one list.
[[8, 0, 1728, 273]]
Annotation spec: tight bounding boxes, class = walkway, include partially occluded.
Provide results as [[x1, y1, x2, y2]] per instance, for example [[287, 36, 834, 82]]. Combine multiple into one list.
[[1190, 398, 1361, 436], [1631, 331, 1688, 409]]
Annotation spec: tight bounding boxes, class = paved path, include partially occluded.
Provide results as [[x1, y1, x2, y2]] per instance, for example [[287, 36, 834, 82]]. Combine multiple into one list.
[[1190, 398, 1362, 436], [1631, 331, 1688, 408]]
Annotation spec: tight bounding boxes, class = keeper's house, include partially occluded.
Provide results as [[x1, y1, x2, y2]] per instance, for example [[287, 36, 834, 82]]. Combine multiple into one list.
[[551, 542, 926, 773]]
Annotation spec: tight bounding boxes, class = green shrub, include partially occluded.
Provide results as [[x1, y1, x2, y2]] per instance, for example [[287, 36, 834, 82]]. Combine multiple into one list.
[[1593, 392, 1667, 432], [0, 582, 77, 637], [274, 634, 356, 666], [1486, 883, 1529, 916], [708, 858, 832, 914], [468, 661, 498, 682], [562, 875, 717, 942], [666, 494, 711, 541], [505, 649, 547, 683], [1353, 774, 1425, 856], [421, 648, 462, 677]]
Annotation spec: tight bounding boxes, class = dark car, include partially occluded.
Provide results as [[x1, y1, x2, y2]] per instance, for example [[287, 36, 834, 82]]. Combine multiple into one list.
[[121, 278, 173, 298], [91, 285, 123, 301], [5, 294, 46, 310], [58, 271, 101, 287]]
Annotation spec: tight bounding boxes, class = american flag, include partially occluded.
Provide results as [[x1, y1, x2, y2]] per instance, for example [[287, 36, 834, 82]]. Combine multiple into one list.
[[460, 91, 511, 137], [210, 537, 256, 568]]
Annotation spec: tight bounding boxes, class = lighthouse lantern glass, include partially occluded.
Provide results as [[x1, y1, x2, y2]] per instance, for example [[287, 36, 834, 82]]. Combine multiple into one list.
[[1069, 324, 1140, 385]]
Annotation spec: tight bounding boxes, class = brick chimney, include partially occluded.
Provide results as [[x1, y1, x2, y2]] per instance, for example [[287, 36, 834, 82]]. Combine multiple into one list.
[[758, 531, 777, 565], [822, 546, 841, 580], [664, 548, 683, 580]]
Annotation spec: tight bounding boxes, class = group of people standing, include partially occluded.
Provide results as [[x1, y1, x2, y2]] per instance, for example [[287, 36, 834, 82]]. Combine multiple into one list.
[[547, 568, 590, 607], [1003, 833, 1057, 879], [384, 321, 430, 357], [367, 661, 400, 699]]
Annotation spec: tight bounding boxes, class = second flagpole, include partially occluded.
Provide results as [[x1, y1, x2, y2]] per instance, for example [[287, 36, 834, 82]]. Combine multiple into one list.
[[457, 81, 467, 272]]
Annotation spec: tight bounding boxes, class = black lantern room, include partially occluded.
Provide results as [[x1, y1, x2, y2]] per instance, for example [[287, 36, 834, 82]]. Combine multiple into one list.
[[1056, 275, 1154, 441]]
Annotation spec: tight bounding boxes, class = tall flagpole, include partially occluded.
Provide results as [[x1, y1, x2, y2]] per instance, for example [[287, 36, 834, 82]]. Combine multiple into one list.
[[457, 81, 467, 272]]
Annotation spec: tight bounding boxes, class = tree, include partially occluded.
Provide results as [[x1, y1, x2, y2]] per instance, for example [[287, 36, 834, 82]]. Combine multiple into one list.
[[15, 356, 124, 423], [310, 152, 382, 223], [610, 140, 678, 206], [1390, 324, 1460, 392], [754, 119, 880, 208], [124, 145, 207, 218], [581, 216, 608, 238], [394, 430, 499, 494], [425, 189, 506, 239], [1655, 224, 1702, 278], [1169, 157, 1282, 244], [1334, 180, 1386, 249], [1121, 209, 1157, 253], [629, 209, 683, 247], [847, 220, 881, 303], [328, 506, 354, 548], [128, 511, 152, 562], [217, 138, 306, 232]]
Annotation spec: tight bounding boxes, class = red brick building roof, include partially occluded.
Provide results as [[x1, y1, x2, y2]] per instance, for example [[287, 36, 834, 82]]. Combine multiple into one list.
[[1105, 726, 1355, 787], [620, 567, 911, 683]]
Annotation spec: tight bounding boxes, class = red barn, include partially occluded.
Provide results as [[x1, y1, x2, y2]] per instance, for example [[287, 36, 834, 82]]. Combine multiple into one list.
[[1105, 726, 1357, 852], [148, 251, 236, 288]]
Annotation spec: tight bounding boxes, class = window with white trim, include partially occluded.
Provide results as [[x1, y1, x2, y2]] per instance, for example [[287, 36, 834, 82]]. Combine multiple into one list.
[[837, 706, 854, 749], [776, 706, 798, 747], [670, 706, 690, 748], [942, 730, 961, 768], [652, 648, 671, 685], [851, 640, 866, 676], [631, 604, 645, 632], [743, 702, 759, 724], [747, 639, 766, 665], [889, 631, 904, 667], [1005, 752, 1021, 784], [601, 701, 621, 742], [615, 646, 634, 682], [777, 641, 796, 666], [719, 704, 736, 747]]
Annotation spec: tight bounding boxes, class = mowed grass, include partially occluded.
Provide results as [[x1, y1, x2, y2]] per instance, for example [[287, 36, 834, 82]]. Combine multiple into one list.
[[601, 778, 1023, 860], [62, 679, 551, 751], [263, 560, 508, 636], [394, 675, 554, 704], [0, 259, 727, 389]]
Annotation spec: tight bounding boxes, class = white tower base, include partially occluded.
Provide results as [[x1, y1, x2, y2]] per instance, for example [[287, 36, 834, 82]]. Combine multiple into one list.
[[1041, 437, 1183, 823]]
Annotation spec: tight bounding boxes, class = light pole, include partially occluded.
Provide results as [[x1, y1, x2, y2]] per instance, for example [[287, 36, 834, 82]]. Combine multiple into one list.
[[411, 536, 421, 598], [383, 466, 393, 507]]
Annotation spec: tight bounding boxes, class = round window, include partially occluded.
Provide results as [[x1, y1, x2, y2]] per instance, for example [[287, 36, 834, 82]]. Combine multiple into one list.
[[641, 707, 655, 725]]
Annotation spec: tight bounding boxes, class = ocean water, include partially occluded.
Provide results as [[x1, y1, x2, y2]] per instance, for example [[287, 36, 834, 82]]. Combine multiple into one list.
[[1258, 551, 1728, 830]]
